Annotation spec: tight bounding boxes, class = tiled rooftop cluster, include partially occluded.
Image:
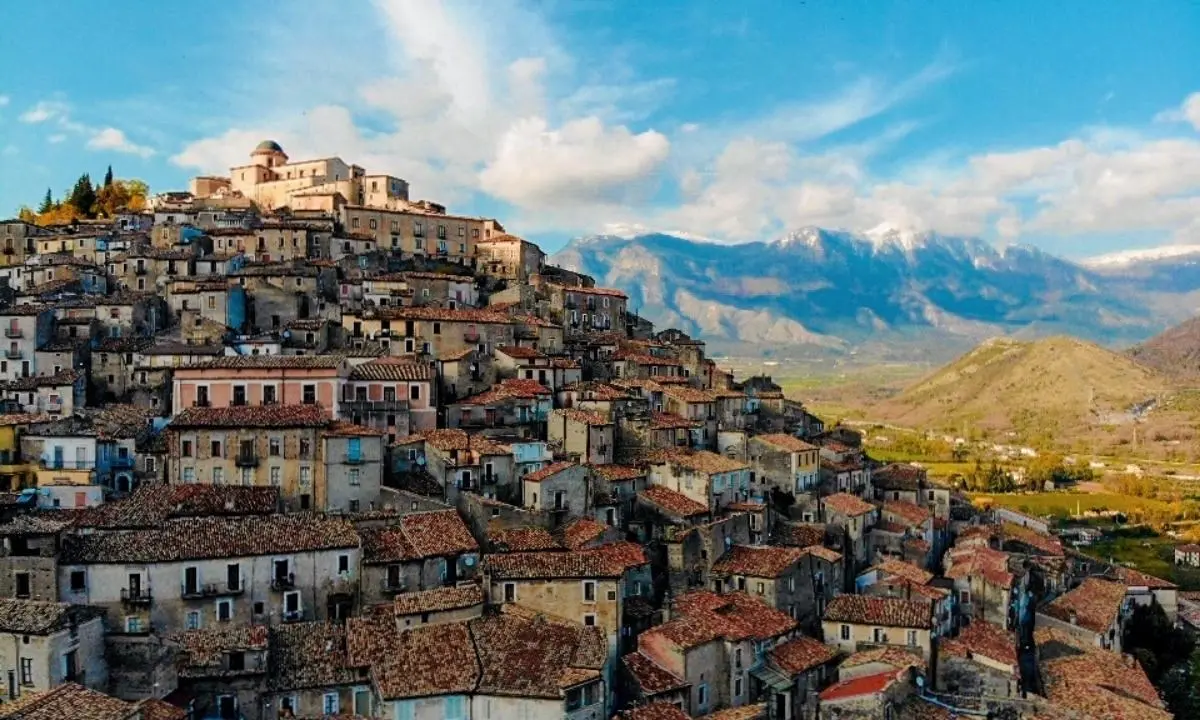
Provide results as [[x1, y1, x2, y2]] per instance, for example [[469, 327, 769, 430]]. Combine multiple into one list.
[[0, 151, 1182, 720]]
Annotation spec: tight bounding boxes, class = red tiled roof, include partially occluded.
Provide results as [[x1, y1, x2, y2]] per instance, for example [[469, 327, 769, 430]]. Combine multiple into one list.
[[712, 545, 804, 578], [623, 652, 688, 695], [823, 595, 932, 629], [458, 378, 551, 406], [376, 306, 515, 324], [348, 357, 434, 381], [361, 510, 478, 564], [872, 558, 934, 585], [819, 669, 904, 702], [393, 583, 484, 616], [523, 461, 579, 483], [770, 635, 838, 674], [182, 354, 344, 370], [648, 591, 797, 648], [551, 283, 627, 299], [559, 518, 609, 549], [639, 485, 709, 518], [753, 433, 819, 453], [584, 541, 648, 571], [323, 421, 385, 437], [883, 500, 931, 527], [840, 646, 926, 673], [489, 526, 562, 552], [553, 408, 611, 426], [1000, 522, 1064, 556], [170, 404, 328, 428], [1111, 564, 1177, 589], [589, 464, 646, 482], [616, 703, 691, 720], [662, 386, 716, 404], [822, 492, 875, 517], [484, 551, 624, 580], [940, 620, 1017, 668], [643, 448, 748, 474], [1041, 578, 1127, 634], [650, 412, 702, 430], [496, 345, 542, 359]]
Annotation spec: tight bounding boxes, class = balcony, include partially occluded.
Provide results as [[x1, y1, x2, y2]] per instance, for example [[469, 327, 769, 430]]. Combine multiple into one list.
[[193, 399, 211, 408], [134, 266, 147, 275], [181, 580, 245, 599], [282, 609, 304, 623], [40, 458, 95, 470], [344, 454, 365, 465], [339, 399, 409, 414], [120, 588, 153, 607], [234, 453, 259, 468], [270, 573, 296, 591], [46, 401, 63, 414], [3, 328, 21, 339], [4, 348, 20, 360]]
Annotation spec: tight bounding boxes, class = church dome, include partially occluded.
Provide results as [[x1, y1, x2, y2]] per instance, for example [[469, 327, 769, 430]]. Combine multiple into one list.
[[253, 140, 284, 154]]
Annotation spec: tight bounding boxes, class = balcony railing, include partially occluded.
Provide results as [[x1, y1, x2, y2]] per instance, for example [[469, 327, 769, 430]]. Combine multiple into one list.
[[4, 349, 20, 359], [181, 580, 245, 599], [282, 609, 304, 623], [40, 458, 95, 470], [234, 453, 259, 468], [270, 573, 296, 591], [3, 328, 21, 339], [344, 454, 365, 465], [120, 588, 153, 606], [339, 399, 410, 413], [46, 401, 63, 413]]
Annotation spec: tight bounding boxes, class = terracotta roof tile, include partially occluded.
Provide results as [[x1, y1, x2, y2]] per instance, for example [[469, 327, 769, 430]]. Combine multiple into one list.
[[940, 620, 1017, 668], [361, 510, 477, 564], [323, 421, 386, 437], [0, 683, 137, 720], [62, 514, 359, 563], [753, 433, 819, 453], [0, 599, 102, 635], [623, 652, 689, 695], [883, 500, 931, 527], [643, 448, 748, 475], [73, 484, 278, 529], [458, 378, 551, 406], [819, 669, 904, 702], [174, 625, 269, 678], [840, 646, 926, 673], [488, 526, 562, 552], [170, 404, 328, 428], [393, 583, 484, 616], [558, 517, 609, 549], [649, 591, 797, 648], [589, 464, 646, 482], [348, 357, 435, 381], [350, 619, 478, 700], [553, 407, 611, 425], [823, 595, 932, 629], [472, 612, 605, 698], [650, 412, 701, 429], [484, 550, 624, 580], [821, 492, 875, 517], [615, 703, 691, 720], [1041, 578, 1127, 634], [184, 354, 344, 370], [267, 622, 359, 691], [1110, 564, 1177, 589], [523, 461, 579, 483], [1000, 522, 1064, 556], [712, 545, 804, 578], [770, 635, 838, 674], [639, 485, 709, 518], [871, 558, 934, 586]]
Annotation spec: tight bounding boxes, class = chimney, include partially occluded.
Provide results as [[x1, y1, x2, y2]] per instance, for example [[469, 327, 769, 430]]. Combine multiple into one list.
[[1068, 610, 1077, 625]]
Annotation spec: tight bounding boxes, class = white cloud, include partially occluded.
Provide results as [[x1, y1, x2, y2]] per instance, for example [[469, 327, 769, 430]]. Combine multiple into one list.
[[47, 134, 66, 144], [86, 127, 155, 158], [19, 101, 67, 124], [480, 117, 669, 205], [0, 96, 9, 107], [1154, 92, 1200, 131]]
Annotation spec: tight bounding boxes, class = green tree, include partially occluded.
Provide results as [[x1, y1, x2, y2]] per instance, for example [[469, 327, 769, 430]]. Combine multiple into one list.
[[37, 188, 53, 214], [103, 165, 113, 188], [67, 173, 96, 216]]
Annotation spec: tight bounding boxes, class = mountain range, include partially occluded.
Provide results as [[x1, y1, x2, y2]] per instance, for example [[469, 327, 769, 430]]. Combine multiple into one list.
[[550, 228, 1200, 361]]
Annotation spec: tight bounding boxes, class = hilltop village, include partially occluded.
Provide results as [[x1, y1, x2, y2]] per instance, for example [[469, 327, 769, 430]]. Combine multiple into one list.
[[0, 142, 1184, 720]]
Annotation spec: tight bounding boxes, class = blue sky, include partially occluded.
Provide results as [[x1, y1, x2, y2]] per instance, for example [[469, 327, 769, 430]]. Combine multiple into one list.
[[2, 0, 1199, 258]]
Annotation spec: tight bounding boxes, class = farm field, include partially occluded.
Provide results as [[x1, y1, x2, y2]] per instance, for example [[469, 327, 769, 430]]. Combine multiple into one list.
[[969, 491, 1176, 518]]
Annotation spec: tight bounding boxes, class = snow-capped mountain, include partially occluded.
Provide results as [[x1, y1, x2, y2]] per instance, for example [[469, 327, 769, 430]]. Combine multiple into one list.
[[550, 228, 1197, 359]]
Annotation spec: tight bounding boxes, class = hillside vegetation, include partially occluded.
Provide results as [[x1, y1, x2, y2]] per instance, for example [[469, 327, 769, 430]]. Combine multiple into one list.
[[1130, 315, 1200, 378], [871, 336, 1168, 441]]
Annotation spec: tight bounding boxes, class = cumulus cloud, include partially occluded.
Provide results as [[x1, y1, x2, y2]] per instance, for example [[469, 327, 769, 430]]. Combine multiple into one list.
[[480, 117, 669, 205], [19, 101, 67, 124], [86, 127, 155, 158], [1155, 92, 1200, 131]]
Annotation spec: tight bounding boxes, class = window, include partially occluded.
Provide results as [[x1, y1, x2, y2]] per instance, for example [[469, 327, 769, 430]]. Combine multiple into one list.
[[212, 467, 224, 485], [145, 457, 156, 473], [183, 467, 195, 483], [697, 683, 709, 709], [263, 385, 277, 404], [125, 616, 142, 633], [338, 554, 350, 574], [907, 630, 918, 646], [409, 384, 420, 401], [211, 440, 223, 457], [20, 657, 32, 685], [216, 598, 233, 622], [186, 611, 201, 630], [583, 613, 596, 627], [70, 570, 86, 592], [299, 439, 312, 458], [302, 384, 317, 404], [735, 675, 743, 697], [323, 693, 340, 714], [960, 590, 971, 603], [756, 581, 765, 595], [583, 581, 596, 603], [181, 440, 193, 457], [503, 583, 516, 602], [299, 466, 311, 487], [283, 590, 301, 617], [270, 467, 281, 486], [432, 322, 441, 335], [840, 624, 851, 640], [349, 468, 360, 486], [269, 437, 281, 456], [874, 627, 884, 643]]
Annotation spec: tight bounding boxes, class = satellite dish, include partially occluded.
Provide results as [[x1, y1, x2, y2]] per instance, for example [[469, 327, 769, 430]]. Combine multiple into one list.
[[282, 330, 292, 339], [464, 556, 476, 566], [416, 456, 426, 466]]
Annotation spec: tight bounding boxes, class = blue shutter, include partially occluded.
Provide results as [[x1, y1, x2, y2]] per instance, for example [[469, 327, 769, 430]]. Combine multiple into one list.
[[348, 438, 361, 463]]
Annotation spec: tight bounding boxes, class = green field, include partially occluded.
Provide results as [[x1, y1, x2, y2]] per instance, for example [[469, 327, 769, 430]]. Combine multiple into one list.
[[1090, 530, 1200, 590], [970, 491, 1175, 518]]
